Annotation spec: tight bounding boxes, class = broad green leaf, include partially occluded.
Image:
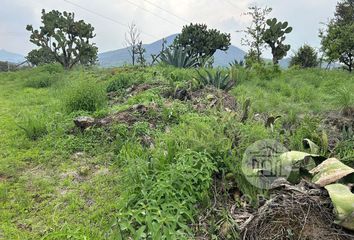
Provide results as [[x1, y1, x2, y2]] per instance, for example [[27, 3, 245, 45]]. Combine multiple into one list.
[[325, 184, 354, 230], [310, 158, 354, 187]]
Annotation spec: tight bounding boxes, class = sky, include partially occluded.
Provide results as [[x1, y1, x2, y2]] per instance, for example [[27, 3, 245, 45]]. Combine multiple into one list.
[[0, 0, 338, 57]]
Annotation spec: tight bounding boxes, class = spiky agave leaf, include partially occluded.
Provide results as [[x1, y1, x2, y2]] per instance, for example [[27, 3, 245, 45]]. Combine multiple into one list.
[[196, 69, 234, 91], [159, 47, 198, 68]]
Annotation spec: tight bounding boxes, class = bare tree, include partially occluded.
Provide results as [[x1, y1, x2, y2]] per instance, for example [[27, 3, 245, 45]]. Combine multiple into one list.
[[240, 5, 272, 63], [125, 23, 141, 66]]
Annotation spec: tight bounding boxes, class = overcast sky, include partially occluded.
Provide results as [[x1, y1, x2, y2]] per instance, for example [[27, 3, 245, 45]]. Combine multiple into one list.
[[0, 0, 338, 57]]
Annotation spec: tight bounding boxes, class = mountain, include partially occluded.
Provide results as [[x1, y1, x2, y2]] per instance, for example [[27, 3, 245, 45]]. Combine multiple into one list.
[[98, 34, 247, 67], [0, 49, 25, 63]]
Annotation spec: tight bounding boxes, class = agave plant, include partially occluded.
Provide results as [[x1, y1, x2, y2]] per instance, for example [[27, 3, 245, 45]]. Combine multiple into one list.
[[196, 69, 236, 91], [159, 47, 198, 68]]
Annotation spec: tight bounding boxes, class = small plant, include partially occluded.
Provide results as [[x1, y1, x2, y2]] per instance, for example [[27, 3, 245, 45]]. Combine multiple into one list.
[[63, 78, 106, 113], [229, 59, 244, 67], [196, 69, 235, 91], [17, 112, 48, 140], [159, 47, 198, 68], [334, 87, 353, 111], [106, 73, 132, 92], [24, 72, 59, 88]]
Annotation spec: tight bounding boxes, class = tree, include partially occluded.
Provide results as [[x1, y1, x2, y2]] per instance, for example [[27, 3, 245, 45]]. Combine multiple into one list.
[[26, 9, 98, 69], [320, 0, 354, 72], [125, 23, 140, 66], [263, 18, 293, 64], [241, 5, 272, 63], [290, 44, 318, 68], [334, 0, 354, 25], [244, 49, 259, 68], [26, 48, 56, 66], [135, 41, 146, 66], [174, 23, 231, 65]]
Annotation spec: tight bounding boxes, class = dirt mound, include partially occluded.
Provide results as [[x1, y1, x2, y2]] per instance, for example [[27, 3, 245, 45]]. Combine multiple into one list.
[[239, 180, 353, 240], [322, 108, 354, 150], [167, 87, 238, 112], [108, 82, 167, 106], [99, 104, 160, 128]]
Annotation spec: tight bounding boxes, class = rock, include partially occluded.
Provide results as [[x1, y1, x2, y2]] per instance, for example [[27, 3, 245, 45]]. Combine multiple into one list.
[[174, 89, 191, 101], [74, 116, 95, 130]]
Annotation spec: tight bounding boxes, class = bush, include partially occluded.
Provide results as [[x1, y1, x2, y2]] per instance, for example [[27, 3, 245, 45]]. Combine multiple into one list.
[[290, 44, 318, 68], [106, 73, 133, 92], [24, 72, 59, 88], [63, 78, 107, 113], [24, 64, 64, 88], [17, 112, 48, 140], [252, 63, 281, 81]]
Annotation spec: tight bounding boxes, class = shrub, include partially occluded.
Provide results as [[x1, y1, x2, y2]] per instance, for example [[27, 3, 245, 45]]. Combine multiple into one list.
[[106, 73, 133, 92], [17, 112, 48, 140], [290, 44, 318, 68], [252, 63, 281, 81], [24, 64, 63, 88], [63, 78, 106, 112], [24, 72, 59, 88], [333, 87, 353, 110]]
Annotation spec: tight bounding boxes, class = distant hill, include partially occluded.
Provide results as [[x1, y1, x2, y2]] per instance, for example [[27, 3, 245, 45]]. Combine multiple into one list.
[[98, 34, 247, 67], [0, 49, 25, 63]]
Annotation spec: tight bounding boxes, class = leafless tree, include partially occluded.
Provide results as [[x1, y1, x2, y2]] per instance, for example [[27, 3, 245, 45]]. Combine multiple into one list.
[[125, 23, 141, 66]]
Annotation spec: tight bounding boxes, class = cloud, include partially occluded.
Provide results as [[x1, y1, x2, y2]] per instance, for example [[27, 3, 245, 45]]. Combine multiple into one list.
[[0, 0, 338, 57]]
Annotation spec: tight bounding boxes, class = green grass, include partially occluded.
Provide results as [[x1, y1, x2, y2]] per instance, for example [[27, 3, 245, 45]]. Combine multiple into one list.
[[0, 65, 353, 239]]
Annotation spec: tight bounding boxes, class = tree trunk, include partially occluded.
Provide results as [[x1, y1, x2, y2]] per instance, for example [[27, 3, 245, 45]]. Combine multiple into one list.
[[272, 56, 278, 65]]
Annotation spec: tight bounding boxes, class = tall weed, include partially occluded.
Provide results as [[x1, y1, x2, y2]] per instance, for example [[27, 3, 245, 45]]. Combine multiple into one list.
[[62, 77, 107, 113]]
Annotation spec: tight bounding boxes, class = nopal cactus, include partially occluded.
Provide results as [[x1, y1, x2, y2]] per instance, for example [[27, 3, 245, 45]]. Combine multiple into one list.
[[263, 18, 293, 64]]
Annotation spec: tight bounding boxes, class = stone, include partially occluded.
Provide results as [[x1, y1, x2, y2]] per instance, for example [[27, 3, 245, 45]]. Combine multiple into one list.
[[74, 116, 95, 130]]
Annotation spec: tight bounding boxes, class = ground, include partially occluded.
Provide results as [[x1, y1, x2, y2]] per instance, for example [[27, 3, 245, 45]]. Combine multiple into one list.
[[0, 65, 353, 239]]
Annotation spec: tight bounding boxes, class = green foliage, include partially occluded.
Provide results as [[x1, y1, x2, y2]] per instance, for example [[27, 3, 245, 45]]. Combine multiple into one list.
[[159, 46, 198, 68], [24, 64, 63, 88], [333, 87, 353, 110], [320, 0, 354, 72], [196, 69, 235, 91], [290, 44, 318, 68], [320, 23, 354, 72], [252, 63, 281, 81], [263, 18, 293, 64], [26, 48, 56, 66], [63, 77, 106, 112], [244, 49, 263, 68], [2, 65, 354, 239], [174, 23, 231, 65], [24, 72, 58, 88], [229, 59, 244, 67], [117, 150, 216, 239], [106, 73, 133, 92], [17, 112, 48, 140], [26, 9, 98, 69], [135, 41, 147, 66], [241, 5, 272, 63]]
